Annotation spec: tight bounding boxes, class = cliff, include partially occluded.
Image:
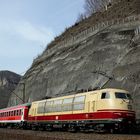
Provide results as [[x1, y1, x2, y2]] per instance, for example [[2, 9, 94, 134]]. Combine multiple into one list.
[[9, 0, 140, 119], [0, 71, 21, 108]]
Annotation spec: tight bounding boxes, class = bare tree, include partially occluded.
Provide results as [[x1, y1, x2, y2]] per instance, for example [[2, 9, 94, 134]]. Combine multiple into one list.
[[84, 0, 111, 16]]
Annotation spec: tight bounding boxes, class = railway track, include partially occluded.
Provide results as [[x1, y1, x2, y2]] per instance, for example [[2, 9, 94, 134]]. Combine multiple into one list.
[[0, 128, 139, 140]]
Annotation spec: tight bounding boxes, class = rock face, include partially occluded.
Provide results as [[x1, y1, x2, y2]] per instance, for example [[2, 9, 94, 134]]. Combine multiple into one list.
[[0, 71, 21, 109], [9, 0, 140, 119]]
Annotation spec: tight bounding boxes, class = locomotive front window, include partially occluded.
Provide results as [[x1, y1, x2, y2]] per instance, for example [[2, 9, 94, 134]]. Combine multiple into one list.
[[115, 92, 127, 99], [101, 92, 110, 99]]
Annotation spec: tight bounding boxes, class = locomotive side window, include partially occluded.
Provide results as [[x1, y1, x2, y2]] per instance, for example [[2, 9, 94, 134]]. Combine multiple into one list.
[[74, 96, 85, 102], [63, 98, 73, 104], [101, 92, 110, 99], [38, 102, 46, 114], [115, 92, 127, 99], [45, 101, 54, 113], [63, 98, 73, 111], [73, 96, 85, 111], [53, 100, 62, 112]]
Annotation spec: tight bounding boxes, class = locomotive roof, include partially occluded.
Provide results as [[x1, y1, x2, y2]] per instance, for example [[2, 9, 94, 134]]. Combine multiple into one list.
[[32, 88, 129, 103]]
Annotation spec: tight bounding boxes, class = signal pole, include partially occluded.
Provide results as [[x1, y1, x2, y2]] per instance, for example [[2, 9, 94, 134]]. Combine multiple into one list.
[[20, 82, 25, 104]]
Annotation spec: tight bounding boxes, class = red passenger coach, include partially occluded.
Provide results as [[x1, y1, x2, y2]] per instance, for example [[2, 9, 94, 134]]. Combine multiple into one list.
[[0, 103, 31, 128]]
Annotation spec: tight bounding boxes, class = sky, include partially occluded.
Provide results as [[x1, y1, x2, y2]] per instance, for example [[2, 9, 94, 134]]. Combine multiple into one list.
[[0, 0, 85, 75]]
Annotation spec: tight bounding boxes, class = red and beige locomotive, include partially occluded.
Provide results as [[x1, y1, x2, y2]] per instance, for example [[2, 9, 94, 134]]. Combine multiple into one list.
[[0, 88, 136, 133]]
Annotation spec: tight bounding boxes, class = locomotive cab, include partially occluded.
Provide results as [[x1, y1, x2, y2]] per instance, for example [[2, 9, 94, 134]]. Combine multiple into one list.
[[97, 90, 133, 110], [95, 89, 135, 132], [97, 89, 135, 117]]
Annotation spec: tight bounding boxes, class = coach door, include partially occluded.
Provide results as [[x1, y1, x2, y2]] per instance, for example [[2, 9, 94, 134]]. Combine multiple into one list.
[[21, 108, 25, 121]]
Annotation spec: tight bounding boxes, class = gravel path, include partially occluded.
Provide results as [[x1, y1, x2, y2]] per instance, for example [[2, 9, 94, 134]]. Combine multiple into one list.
[[0, 128, 140, 140]]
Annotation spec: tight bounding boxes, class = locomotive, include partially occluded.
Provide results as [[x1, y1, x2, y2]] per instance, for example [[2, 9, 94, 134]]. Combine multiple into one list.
[[0, 88, 136, 133]]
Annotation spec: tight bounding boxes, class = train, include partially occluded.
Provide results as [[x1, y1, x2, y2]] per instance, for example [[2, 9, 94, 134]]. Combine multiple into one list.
[[0, 88, 136, 133]]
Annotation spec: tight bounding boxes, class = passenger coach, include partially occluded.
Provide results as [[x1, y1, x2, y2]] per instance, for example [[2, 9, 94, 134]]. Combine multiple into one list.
[[0, 103, 31, 128]]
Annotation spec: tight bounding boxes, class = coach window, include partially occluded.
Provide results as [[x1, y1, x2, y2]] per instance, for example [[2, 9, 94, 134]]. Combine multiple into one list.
[[18, 110, 20, 116], [101, 92, 110, 99], [14, 111, 16, 116], [63, 98, 73, 111], [12, 111, 13, 116], [19, 110, 21, 116], [16, 110, 18, 116], [73, 96, 85, 110]]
